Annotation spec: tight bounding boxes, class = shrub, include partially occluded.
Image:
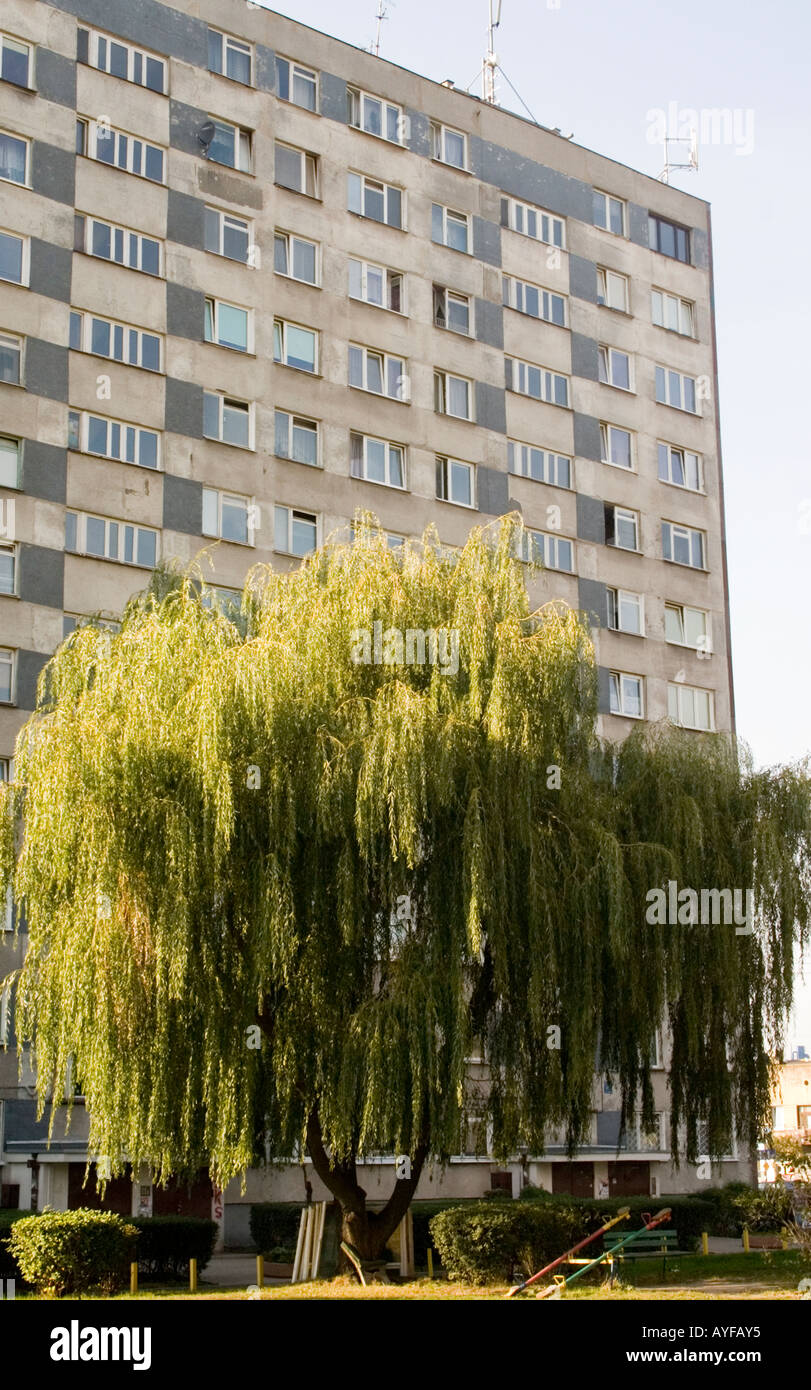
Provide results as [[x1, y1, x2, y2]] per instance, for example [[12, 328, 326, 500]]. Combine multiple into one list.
[[249, 1203, 303, 1254], [430, 1201, 586, 1285], [8, 1208, 137, 1296], [410, 1200, 469, 1267], [701, 1182, 796, 1235], [131, 1216, 217, 1281], [0, 1210, 30, 1282], [518, 1190, 716, 1251]]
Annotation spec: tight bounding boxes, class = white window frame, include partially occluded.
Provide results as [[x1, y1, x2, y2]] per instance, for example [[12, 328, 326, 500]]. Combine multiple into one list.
[[434, 370, 473, 421], [431, 121, 467, 169], [600, 423, 634, 470], [275, 229, 319, 286], [202, 487, 255, 546], [597, 267, 629, 312], [274, 140, 316, 195], [0, 331, 22, 385], [433, 284, 470, 334], [348, 172, 403, 228], [208, 28, 253, 86], [274, 410, 319, 467], [69, 409, 161, 470], [76, 213, 162, 276], [66, 510, 159, 568], [0, 435, 20, 488], [517, 529, 574, 573], [0, 130, 29, 187], [505, 356, 569, 408], [598, 345, 634, 392], [78, 117, 166, 183], [503, 275, 566, 327], [606, 587, 644, 636], [69, 311, 162, 372], [652, 288, 694, 337], [350, 432, 406, 490], [507, 440, 571, 489], [501, 195, 565, 249], [275, 55, 317, 110], [83, 27, 166, 93], [658, 441, 703, 492], [609, 670, 644, 719], [274, 318, 319, 374], [1, 32, 33, 89], [668, 682, 715, 732], [0, 648, 13, 705], [655, 364, 699, 414], [274, 504, 319, 557], [662, 520, 706, 569], [204, 297, 252, 353], [0, 542, 16, 597], [649, 214, 690, 263], [593, 189, 626, 236], [204, 207, 252, 264], [0, 227, 28, 286], [350, 259, 404, 312], [436, 456, 475, 509], [208, 118, 252, 174], [347, 86, 404, 143], [431, 204, 470, 253], [606, 505, 640, 552], [665, 602, 711, 653], [349, 343, 408, 400], [203, 392, 254, 450]]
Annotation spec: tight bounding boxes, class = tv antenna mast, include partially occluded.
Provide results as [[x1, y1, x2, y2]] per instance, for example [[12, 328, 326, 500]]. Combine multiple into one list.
[[483, 0, 503, 104], [659, 130, 698, 184], [372, 2, 392, 58]]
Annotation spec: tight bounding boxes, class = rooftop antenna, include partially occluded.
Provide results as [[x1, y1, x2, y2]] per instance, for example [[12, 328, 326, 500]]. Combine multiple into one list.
[[659, 129, 698, 184], [483, 0, 503, 104], [372, 2, 392, 58]]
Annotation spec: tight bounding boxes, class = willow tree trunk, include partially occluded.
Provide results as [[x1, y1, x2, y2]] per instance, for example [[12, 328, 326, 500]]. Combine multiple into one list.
[[305, 1108, 427, 1262]]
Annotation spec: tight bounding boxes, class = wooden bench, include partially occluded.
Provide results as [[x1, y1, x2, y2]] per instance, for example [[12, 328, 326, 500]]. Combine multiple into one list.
[[604, 1229, 680, 1276]]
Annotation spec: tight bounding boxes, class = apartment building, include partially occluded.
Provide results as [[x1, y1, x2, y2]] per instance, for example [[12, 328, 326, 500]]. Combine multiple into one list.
[[0, 0, 744, 1237]]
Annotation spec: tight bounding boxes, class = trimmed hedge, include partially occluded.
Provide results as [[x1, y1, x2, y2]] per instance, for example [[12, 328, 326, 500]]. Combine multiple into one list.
[[0, 1210, 29, 1282], [700, 1182, 796, 1235], [519, 1191, 716, 1250], [132, 1216, 217, 1280], [250, 1203, 303, 1254], [8, 1208, 137, 1296], [411, 1200, 469, 1266]]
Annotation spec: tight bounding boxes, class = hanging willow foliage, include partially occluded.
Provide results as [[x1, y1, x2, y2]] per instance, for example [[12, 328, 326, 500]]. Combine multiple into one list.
[[1, 514, 809, 1231]]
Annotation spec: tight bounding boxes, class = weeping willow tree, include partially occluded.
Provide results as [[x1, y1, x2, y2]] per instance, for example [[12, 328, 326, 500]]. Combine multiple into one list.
[[1, 514, 809, 1258]]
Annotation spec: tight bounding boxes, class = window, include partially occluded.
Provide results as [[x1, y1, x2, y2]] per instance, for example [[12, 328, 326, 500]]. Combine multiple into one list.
[[605, 505, 639, 551], [516, 529, 574, 572], [75, 214, 161, 276], [208, 29, 252, 85], [274, 410, 319, 467], [0, 544, 15, 595], [593, 190, 626, 236], [275, 141, 317, 196], [600, 423, 633, 469], [500, 196, 565, 248], [209, 119, 252, 174], [202, 488, 253, 545], [433, 285, 469, 333], [68, 409, 160, 469], [351, 432, 405, 488], [76, 117, 165, 182], [276, 55, 317, 110], [507, 440, 571, 488], [274, 505, 318, 557], [349, 344, 407, 400], [662, 521, 705, 569], [431, 122, 466, 169], [436, 456, 475, 508], [348, 173, 403, 228], [505, 357, 569, 407], [658, 442, 702, 491], [204, 298, 251, 353], [431, 204, 469, 252], [1, 33, 32, 88], [274, 230, 318, 286], [347, 87, 403, 143], [665, 602, 710, 652], [652, 289, 694, 336], [70, 311, 161, 372], [0, 649, 13, 703], [0, 230, 26, 285], [599, 346, 633, 391], [65, 510, 158, 568], [668, 682, 714, 731], [649, 213, 690, 263], [609, 671, 644, 718], [0, 332, 22, 384], [434, 370, 472, 420], [201, 586, 242, 623], [274, 319, 318, 373], [606, 588, 643, 635], [83, 28, 166, 93], [597, 267, 629, 312], [502, 275, 566, 326], [0, 131, 28, 185], [350, 259, 403, 312], [203, 393, 252, 449], [655, 365, 698, 413], [0, 437, 20, 488], [205, 208, 251, 264]]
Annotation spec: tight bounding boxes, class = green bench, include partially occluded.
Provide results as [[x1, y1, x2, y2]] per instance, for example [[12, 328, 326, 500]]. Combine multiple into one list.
[[604, 1229, 680, 1276]]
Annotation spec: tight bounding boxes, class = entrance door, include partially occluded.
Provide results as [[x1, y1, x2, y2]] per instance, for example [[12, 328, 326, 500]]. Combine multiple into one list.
[[609, 1161, 651, 1196], [552, 1162, 594, 1197]]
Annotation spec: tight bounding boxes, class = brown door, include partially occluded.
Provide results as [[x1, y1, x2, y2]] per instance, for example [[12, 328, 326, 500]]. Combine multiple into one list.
[[552, 1162, 594, 1197], [152, 1170, 212, 1218], [68, 1162, 133, 1215], [609, 1161, 651, 1196]]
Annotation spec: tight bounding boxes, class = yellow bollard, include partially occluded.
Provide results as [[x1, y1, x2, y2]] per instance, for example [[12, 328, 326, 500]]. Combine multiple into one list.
[[426, 1248, 434, 1279], [742, 1225, 750, 1254], [130, 1262, 138, 1296], [189, 1257, 198, 1292], [256, 1254, 264, 1289], [701, 1231, 708, 1256]]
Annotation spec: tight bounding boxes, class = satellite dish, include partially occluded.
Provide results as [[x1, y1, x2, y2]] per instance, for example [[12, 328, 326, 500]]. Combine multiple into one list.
[[198, 120, 215, 153]]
